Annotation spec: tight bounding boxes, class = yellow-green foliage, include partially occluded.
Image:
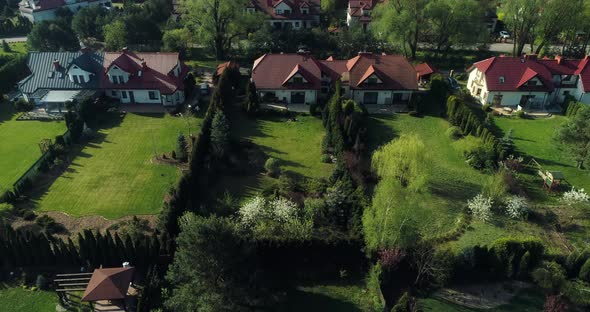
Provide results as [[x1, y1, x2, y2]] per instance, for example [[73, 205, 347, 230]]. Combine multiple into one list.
[[364, 134, 431, 251], [372, 134, 430, 192]]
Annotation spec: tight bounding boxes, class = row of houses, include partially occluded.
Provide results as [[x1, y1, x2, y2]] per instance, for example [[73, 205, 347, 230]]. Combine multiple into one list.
[[18, 46, 590, 111]]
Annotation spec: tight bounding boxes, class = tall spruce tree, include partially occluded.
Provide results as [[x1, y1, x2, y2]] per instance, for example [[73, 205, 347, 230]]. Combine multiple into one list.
[[176, 133, 188, 162], [210, 111, 230, 159]]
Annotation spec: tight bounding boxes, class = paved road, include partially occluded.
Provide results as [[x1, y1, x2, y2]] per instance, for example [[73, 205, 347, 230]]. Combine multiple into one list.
[[0, 36, 27, 43]]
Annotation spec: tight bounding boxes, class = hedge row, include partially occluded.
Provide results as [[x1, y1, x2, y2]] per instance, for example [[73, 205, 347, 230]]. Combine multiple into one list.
[[0, 223, 166, 270]]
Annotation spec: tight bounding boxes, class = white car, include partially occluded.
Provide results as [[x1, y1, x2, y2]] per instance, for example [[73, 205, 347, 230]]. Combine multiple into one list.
[[499, 31, 510, 39]]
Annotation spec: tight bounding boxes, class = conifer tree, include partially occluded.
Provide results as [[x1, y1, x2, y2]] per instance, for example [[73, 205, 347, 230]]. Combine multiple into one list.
[[210, 111, 230, 159], [176, 133, 188, 162]]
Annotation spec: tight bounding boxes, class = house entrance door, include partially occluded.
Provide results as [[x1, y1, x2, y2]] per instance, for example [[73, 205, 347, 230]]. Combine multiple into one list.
[[129, 91, 135, 103]]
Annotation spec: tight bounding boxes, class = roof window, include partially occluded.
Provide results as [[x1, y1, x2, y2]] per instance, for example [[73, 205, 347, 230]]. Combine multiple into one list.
[[48, 71, 54, 79], [499, 76, 505, 84]]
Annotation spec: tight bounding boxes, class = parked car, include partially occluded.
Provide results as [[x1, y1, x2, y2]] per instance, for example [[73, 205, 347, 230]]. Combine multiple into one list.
[[200, 83, 209, 95], [447, 77, 460, 90], [499, 31, 510, 39]]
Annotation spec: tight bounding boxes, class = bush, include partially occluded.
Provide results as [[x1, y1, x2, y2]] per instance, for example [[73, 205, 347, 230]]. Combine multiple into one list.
[[482, 104, 491, 112], [320, 154, 331, 163], [467, 194, 493, 222], [505, 196, 528, 219], [562, 188, 590, 206], [446, 126, 463, 140], [22, 209, 36, 221], [35, 275, 48, 290], [171, 150, 177, 159], [13, 98, 34, 112], [579, 258, 590, 282], [515, 110, 526, 119], [265, 158, 280, 177]]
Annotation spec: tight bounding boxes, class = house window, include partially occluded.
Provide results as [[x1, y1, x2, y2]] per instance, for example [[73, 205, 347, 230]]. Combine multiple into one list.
[[499, 76, 505, 84], [367, 77, 378, 84], [111, 90, 118, 96], [284, 9, 291, 15], [526, 80, 538, 86], [363, 92, 378, 104], [295, 22, 300, 28], [476, 88, 481, 96], [492, 94, 503, 106], [176, 92, 180, 101], [563, 75, 572, 82], [293, 77, 303, 84], [290, 91, 305, 104], [519, 95, 535, 106], [149, 91, 157, 100], [73, 75, 79, 84], [564, 91, 571, 97], [393, 93, 402, 102], [79, 75, 84, 83], [119, 75, 125, 83], [122, 91, 127, 99], [112, 75, 119, 84]]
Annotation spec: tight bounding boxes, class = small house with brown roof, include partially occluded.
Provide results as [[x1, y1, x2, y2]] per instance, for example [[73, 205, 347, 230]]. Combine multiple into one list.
[[81, 266, 135, 311], [247, 0, 321, 30], [467, 54, 590, 109], [251, 52, 418, 107], [346, 0, 383, 30]]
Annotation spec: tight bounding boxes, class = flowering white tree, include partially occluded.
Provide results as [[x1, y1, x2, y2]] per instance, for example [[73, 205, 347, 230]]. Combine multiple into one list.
[[562, 188, 590, 206], [467, 194, 493, 222], [238, 196, 312, 239], [505, 196, 528, 219]]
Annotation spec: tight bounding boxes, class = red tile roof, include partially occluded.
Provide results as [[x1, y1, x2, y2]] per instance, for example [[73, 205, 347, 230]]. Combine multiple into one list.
[[249, 0, 320, 20], [82, 267, 135, 302], [102, 51, 187, 94], [470, 56, 556, 92], [415, 62, 437, 77], [472, 55, 590, 92], [348, 0, 383, 20], [252, 53, 418, 91]]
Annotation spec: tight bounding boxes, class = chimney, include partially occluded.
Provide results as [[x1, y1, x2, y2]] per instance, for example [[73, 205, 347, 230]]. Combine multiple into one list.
[[555, 55, 562, 64], [141, 58, 147, 69], [122, 47, 129, 53], [52, 59, 60, 70]]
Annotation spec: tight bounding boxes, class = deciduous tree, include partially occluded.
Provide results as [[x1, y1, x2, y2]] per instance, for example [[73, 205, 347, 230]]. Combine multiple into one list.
[[555, 106, 590, 169]]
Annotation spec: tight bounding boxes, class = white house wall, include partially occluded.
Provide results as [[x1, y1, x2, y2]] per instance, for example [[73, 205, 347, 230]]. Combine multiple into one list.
[[107, 66, 131, 83], [68, 66, 93, 84], [259, 89, 317, 105], [484, 91, 549, 107], [106, 89, 163, 104], [22, 0, 111, 22], [351, 90, 412, 105]]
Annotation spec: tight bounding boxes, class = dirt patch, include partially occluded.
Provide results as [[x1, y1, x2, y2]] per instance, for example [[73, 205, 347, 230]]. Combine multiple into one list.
[[434, 281, 532, 309], [10, 212, 157, 239]]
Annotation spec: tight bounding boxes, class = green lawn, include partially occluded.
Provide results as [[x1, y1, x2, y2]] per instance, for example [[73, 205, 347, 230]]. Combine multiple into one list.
[[0, 102, 66, 194], [0, 285, 58, 312], [31, 112, 200, 219], [419, 288, 544, 312], [221, 112, 333, 201], [0, 42, 27, 56], [367, 114, 490, 238], [280, 281, 369, 312], [495, 116, 590, 192]]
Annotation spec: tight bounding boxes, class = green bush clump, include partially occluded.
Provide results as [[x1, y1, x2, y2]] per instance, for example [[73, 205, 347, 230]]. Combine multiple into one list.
[[264, 158, 280, 177], [320, 154, 331, 163], [482, 104, 491, 112], [515, 110, 526, 119], [446, 126, 463, 140]]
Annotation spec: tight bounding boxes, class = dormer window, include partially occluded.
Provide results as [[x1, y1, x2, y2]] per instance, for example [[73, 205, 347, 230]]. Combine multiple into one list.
[[563, 75, 572, 82], [526, 80, 538, 86], [283, 9, 291, 15], [293, 77, 303, 84], [499, 76, 505, 84], [302, 8, 308, 14], [368, 77, 378, 84]]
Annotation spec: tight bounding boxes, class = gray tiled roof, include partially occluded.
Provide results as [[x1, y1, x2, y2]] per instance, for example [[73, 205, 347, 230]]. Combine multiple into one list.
[[19, 51, 105, 94]]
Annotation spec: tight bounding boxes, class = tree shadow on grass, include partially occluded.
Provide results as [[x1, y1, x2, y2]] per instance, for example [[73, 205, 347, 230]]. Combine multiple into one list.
[[15, 114, 124, 212], [365, 115, 398, 153], [280, 288, 363, 312]]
